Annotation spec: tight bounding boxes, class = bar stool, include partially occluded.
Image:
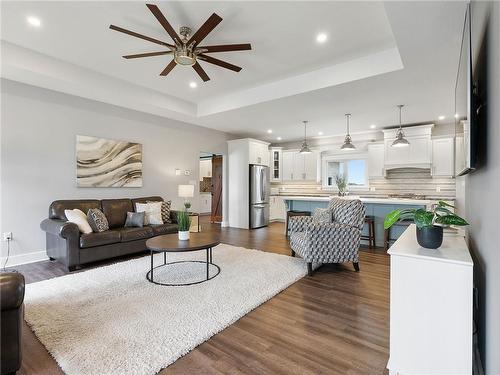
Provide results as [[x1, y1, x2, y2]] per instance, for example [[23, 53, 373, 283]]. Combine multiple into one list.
[[286, 210, 311, 237], [361, 215, 376, 248], [384, 219, 413, 251]]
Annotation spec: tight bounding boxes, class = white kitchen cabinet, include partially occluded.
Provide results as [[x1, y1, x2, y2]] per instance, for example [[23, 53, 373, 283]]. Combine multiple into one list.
[[269, 196, 286, 221], [282, 151, 294, 181], [199, 159, 212, 181], [270, 147, 283, 181], [388, 225, 473, 375], [432, 137, 455, 177], [383, 125, 433, 170], [384, 136, 431, 167], [367, 143, 385, 177], [282, 150, 318, 181], [199, 193, 212, 214], [304, 151, 319, 181], [249, 140, 270, 166]]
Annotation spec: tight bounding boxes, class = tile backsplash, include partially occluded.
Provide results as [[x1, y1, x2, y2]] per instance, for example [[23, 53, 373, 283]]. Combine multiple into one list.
[[200, 177, 212, 193], [272, 168, 456, 199]]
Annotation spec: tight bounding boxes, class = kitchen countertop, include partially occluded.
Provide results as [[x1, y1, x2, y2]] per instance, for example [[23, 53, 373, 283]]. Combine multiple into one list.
[[273, 195, 452, 206]]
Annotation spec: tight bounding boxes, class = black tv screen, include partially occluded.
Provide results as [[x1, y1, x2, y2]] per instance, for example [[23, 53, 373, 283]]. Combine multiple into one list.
[[455, 3, 477, 176]]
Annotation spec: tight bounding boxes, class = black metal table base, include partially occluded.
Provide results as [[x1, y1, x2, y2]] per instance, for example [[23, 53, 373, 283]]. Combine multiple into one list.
[[146, 247, 220, 286]]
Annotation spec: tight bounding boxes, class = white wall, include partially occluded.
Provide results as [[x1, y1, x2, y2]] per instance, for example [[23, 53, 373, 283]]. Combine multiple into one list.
[[0, 79, 229, 264], [462, 2, 500, 374]]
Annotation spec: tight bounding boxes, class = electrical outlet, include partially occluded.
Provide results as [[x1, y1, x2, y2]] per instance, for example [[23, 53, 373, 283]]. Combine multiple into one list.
[[3, 232, 12, 241], [436, 186, 442, 192], [370, 187, 376, 191], [184, 170, 191, 176]]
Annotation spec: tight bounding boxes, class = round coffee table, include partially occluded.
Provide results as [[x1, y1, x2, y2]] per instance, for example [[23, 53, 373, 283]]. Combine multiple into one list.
[[145, 232, 221, 286]]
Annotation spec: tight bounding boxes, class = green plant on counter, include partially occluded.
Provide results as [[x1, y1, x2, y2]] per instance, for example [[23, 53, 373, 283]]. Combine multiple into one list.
[[335, 174, 348, 196], [384, 201, 469, 230], [177, 210, 191, 232]]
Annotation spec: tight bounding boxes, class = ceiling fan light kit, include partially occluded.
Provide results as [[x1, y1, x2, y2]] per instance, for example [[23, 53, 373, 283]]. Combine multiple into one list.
[[392, 104, 410, 147], [109, 4, 252, 82], [341, 113, 356, 150]]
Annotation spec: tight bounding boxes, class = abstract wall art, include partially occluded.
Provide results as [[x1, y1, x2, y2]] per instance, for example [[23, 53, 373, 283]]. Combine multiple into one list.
[[76, 135, 143, 187]]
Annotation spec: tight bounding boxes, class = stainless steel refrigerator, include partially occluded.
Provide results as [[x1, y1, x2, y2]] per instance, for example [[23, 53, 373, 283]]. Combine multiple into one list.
[[249, 164, 270, 229]]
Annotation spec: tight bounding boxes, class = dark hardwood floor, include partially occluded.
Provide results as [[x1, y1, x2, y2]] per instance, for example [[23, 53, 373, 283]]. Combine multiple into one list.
[[12, 218, 390, 375]]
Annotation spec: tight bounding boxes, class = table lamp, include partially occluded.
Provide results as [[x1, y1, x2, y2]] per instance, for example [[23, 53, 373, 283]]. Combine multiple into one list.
[[178, 184, 194, 211]]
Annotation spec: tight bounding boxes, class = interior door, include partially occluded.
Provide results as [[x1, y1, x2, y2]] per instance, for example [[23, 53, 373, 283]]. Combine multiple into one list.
[[211, 155, 223, 223]]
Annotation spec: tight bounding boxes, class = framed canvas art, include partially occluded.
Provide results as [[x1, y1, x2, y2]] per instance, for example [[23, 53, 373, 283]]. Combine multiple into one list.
[[76, 135, 142, 187]]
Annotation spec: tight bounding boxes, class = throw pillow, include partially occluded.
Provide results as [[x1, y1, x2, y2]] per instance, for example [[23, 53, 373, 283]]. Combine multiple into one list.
[[125, 211, 145, 228], [87, 208, 109, 233], [64, 209, 93, 234], [135, 202, 163, 225], [312, 208, 332, 224], [161, 200, 172, 224]]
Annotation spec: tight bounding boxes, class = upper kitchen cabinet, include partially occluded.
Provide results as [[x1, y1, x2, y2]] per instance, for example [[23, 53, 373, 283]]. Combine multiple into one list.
[[367, 143, 385, 177], [199, 159, 212, 181], [432, 137, 455, 177], [270, 147, 283, 182], [383, 124, 433, 170], [249, 139, 270, 166], [282, 150, 319, 181]]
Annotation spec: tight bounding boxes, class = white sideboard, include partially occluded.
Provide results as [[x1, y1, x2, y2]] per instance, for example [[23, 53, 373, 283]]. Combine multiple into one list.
[[387, 224, 473, 375]]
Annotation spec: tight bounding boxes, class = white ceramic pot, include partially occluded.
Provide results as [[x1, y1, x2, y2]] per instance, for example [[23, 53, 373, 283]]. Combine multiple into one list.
[[178, 231, 190, 241]]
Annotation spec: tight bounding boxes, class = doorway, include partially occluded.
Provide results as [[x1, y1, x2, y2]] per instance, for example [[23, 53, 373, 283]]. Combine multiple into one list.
[[199, 152, 223, 224]]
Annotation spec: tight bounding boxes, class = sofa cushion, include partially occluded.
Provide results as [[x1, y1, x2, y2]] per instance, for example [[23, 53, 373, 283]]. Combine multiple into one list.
[[150, 223, 178, 236], [87, 208, 109, 232], [101, 199, 133, 229], [119, 227, 154, 243], [79, 230, 121, 248], [49, 200, 101, 220], [131, 196, 163, 207]]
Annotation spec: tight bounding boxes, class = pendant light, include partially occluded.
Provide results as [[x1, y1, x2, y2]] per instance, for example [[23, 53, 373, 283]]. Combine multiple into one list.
[[299, 121, 312, 154], [341, 113, 356, 150], [392, 104, 410, 147]]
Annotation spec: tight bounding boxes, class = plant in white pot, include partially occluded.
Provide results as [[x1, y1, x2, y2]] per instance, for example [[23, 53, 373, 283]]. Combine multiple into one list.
[[177, 210, 191, 241], [384, 201, 468, 249]]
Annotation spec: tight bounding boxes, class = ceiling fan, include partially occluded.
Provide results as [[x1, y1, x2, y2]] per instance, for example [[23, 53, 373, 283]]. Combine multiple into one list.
[[109, 4, 252, 82]]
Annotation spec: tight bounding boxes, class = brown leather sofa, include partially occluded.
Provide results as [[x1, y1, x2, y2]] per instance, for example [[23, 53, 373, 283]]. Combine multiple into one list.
[[1, 271, 25, 375], [40, 196, 178, 271]]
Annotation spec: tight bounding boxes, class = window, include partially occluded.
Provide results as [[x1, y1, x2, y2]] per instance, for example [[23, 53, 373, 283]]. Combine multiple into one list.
[[323, 158, 367, 188]]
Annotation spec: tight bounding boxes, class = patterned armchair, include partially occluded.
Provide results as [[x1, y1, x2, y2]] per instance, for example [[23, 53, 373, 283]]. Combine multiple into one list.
[[288, 198, 366, 276]]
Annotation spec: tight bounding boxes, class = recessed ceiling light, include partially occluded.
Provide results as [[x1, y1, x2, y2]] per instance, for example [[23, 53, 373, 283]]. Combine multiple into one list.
[[438, 115, 445, 120], [27, 16, 41, 27], [267, 129, 273, 134], [454, 113, 459, 118], [189, 81, 197, 88], [277, 136, 282, 141], [370, 124, 377, 129], [316, 33, 327, 43], [318, 131, 324, 136]]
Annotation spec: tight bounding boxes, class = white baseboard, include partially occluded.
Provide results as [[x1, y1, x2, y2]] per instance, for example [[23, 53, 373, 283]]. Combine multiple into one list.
[[1, 251, 48, 267]]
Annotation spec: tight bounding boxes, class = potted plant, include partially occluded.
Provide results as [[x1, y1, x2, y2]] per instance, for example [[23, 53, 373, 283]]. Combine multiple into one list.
[[335, 174, 348, 197], [384, 201, 469, 249], [177, 210, 191, 241]]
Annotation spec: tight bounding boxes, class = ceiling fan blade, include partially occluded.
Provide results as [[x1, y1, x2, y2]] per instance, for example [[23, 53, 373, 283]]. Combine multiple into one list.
[[198, 54, 242, 72], [187, 13, 223, 47], [110, 25, 174, 48], [146, 4, 182, 45], [192, 62, 210, 82], [160, 60, 177, 76], [197, 44, 252, 53], [123, 51, 172, 59]]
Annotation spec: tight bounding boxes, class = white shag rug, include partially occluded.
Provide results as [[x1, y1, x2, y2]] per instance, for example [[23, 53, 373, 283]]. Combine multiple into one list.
[[24, 244, 306, 375]]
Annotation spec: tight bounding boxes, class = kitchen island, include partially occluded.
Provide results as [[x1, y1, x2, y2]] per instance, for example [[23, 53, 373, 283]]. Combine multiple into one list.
[[281, 195, 435, 247]]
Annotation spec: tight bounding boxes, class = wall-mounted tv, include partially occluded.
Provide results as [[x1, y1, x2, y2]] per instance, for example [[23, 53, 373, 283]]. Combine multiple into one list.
[[455, 3, 478, 176]]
